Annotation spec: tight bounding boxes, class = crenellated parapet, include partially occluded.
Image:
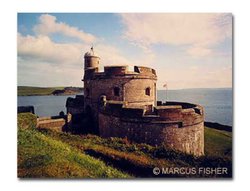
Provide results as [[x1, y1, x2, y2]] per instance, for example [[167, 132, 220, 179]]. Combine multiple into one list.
[[66, 95, 85, 114], [104, 66, 128, 76], [99, 100, 204, 127], [156, 101, 204, 127], [84, 65, 157, 81]]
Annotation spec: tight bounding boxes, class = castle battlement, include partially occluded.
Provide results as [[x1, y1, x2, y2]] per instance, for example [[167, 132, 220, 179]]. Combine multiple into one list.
[[104, 66, 128, 75], [134, 66, 156, 75], [100, 99, 204, 128], [84, 65, 157, 81], [98, 99, 204, 156]]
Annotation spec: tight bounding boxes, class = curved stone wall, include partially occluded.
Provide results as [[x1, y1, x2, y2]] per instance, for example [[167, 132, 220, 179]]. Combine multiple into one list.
[[83, 65, 158, 120], [98, 101, 204, 156], [84, 56, 100, 70], [124, 78, 156, 107]]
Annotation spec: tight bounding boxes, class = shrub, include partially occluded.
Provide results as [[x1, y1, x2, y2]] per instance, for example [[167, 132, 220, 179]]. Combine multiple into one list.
[[18, 113, 37, 130]]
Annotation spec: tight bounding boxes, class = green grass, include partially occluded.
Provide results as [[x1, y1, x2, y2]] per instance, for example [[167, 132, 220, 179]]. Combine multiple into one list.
[[17, 113, 37, 130], [204, 127, 232, 159], [17, 113, 130, 178], [17, 113, 232, 178], [18, 128, 131, 178], [18, 86, 65, 96]]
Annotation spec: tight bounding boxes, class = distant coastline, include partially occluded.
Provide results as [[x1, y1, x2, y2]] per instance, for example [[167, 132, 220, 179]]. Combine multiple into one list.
[[18, 87, 232, 127], [18, 86, 232, 96], [18, 86, 83, 96]]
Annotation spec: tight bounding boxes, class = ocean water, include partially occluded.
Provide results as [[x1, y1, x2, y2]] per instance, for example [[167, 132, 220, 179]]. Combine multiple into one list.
[[157, 88, 233, 126], [18, 88, 233, 126], [18, 95, 75, 117]]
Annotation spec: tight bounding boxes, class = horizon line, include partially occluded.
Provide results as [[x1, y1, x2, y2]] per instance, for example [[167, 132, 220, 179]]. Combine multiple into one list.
[[17, 85, 232, 91]]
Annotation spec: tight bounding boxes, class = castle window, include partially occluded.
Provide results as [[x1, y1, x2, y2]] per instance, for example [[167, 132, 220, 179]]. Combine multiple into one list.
[[99, 95, 107, 108], [145, 87, 150, 96], [114, 87, 120, 96]]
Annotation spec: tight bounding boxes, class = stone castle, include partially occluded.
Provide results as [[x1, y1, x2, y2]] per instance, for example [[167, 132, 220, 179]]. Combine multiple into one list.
[[66, 47, 204, 156]]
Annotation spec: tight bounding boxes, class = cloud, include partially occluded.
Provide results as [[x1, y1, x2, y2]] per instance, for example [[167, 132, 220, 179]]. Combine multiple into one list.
[[18, 58, 84, 87], [156, 63, 232, 90], [18, 14, 133, 70], [17, 32, 133, 86], [187, 45, 212, 57], [95, 44, 132, 66], [17, 32, 86, 86], [33, 14, 96, 43], [18, 32, 133, 66], [17, 33, 84, 67], [120, 13, 232, 57], [17, 13, 232, 89]]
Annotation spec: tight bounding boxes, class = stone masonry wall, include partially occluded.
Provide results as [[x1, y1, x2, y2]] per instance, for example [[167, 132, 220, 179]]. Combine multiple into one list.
[[85, 78, 156, 105], [37, 117, 66, 132], [123, 78, 156, 107], [98, 101, 204, 156], [99, 112, 204, 156], [84, 77, 157, 130]]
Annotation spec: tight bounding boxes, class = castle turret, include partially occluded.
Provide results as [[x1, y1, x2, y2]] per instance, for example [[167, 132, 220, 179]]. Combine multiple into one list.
[[84, 46, 100, 71]]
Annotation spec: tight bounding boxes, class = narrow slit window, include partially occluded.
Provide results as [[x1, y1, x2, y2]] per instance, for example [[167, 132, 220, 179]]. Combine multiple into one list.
[[114, 87, 120, 96], [145, 87, 150, 96]]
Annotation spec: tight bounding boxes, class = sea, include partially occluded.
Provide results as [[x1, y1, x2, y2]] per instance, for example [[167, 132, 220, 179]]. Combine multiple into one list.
[[18, 88, 233, 126]]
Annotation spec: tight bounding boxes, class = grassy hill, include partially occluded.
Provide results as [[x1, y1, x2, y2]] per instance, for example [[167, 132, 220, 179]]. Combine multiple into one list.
[[204, 127, 232, 159], [18, 86, 64, 96], [18, 86, 83, 96], [17, 113, 232, 178], [18, 113, 130, 178]]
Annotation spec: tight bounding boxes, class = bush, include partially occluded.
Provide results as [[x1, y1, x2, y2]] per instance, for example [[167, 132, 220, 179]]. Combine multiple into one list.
[[18, 113, 37, 130]]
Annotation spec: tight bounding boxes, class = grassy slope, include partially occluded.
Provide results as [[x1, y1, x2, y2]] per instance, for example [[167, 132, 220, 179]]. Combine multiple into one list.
[[204, 127, 232, 159], [18, 86, 65, 96], [18, 129, 130, 178], [17, 113, 130, 178], [17, 114, 232, 178]]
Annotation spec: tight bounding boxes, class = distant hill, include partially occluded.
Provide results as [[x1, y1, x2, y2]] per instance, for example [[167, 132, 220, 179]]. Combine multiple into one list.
[[18, 86, 83, 96]]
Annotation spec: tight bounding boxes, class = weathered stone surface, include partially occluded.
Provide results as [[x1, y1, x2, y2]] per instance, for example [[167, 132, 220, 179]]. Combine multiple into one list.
[[98, 101, 204, 156], [37, 118, 66, 132]]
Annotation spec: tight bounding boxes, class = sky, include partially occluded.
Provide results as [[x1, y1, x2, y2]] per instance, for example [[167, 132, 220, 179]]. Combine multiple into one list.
[[17, 13, 232, 90]]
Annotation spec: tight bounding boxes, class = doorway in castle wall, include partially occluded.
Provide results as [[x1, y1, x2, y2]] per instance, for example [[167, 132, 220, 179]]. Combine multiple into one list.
[[85, 105, 98, 135]]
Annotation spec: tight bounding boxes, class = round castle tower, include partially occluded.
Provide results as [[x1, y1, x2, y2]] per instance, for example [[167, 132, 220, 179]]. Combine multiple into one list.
[[84, 46, 100, 71], [83, 47, 158, 133], [80, 47, 204, 156]]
